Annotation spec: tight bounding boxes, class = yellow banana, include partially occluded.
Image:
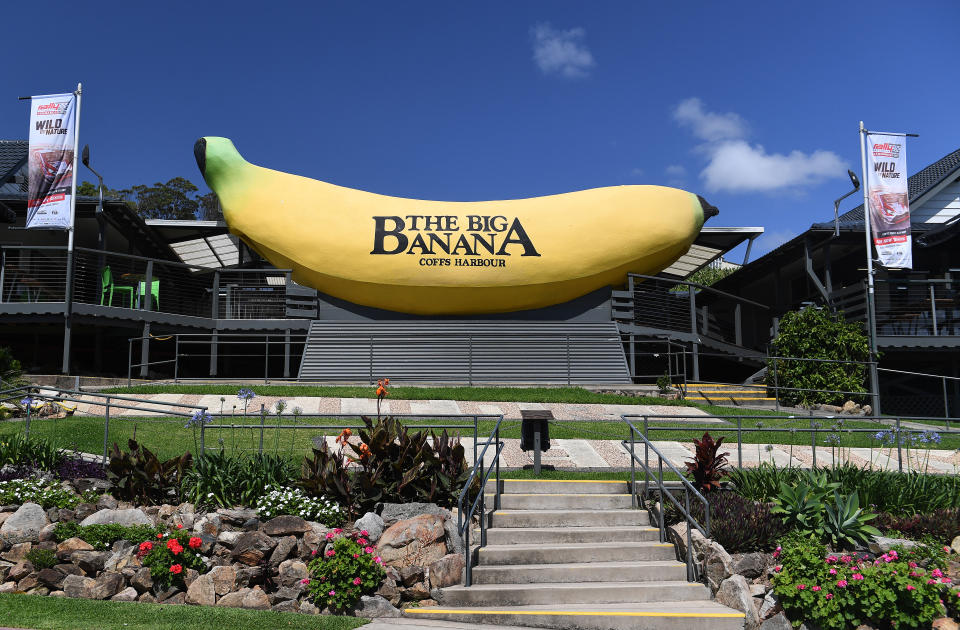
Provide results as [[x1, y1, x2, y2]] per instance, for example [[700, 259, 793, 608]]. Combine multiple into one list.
[[194, 137, 716, 315]]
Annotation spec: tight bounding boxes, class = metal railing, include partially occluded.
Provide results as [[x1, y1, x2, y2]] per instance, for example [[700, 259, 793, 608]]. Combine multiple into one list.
[[878, 367, 960, 419], [622, 338, 689, 393], [621, 414, 710, 582], [0, 245, 293, 320], [456, 415, 504, 587], [831, 277, 960, 337]]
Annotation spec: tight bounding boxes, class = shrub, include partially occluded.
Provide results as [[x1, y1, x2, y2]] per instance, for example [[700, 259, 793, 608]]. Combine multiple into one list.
[[773, 537, 949, 629], [0, 434, 61, 471], [305, 530, 385, 611], [683, 432, 729, 492], [0, 479, 80, 509], [53, 522, 164, 551], [56, 455, 107, 481], [876, 509, 960, 543], [136, 526, 206, 590], [256, 485, 342, 526], [766, 307, 869, 407], [181, 450, 295, 508], [664, 490, 787, 553], [0, 346, 25, 388], [25, 547, 57, 570], [107, 439, 192, 505]]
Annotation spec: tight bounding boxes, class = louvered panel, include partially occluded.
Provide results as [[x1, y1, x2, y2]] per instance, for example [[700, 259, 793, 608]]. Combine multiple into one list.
[[297, 322, 629, 383]]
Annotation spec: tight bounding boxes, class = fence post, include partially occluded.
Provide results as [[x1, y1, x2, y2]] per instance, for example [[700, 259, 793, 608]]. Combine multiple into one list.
[[896, 417, 903, 472], [810, 418, 817, 469], [643, 416, 649, 496], [688, 288, 700, 381], [930, 284, 939, 336], [284, 329, 291, 379], [943, 376, 950, 425], [629, 424, 636, 508], [737, 417, 742, 468], [264, 335, 269, 384], [174, 336, 180, 383], [127, 340, 133, 388], [735, 303, 742, 347], [200, 417, 205, 459], [102, 397, 111, 465], [258, 404, 266, 454], [24, 399, 32, 439], [566, 335, 571, 385], [771, 351, 780, 413], [369, 336, 374, 385], [468, 335, 473, 386]]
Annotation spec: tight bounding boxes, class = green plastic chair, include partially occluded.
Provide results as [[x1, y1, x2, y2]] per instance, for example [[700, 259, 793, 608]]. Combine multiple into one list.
[[138, 279, 160, 310], [100, 266, 136, 308]]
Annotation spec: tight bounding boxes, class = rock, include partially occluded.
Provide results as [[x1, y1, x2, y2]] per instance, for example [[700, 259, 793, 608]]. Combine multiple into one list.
[[376, 577, 401, 606], [71, 550, 109, 574], [18, 574, 40, 591], [377, 514, 447, 568], [104, 546, 139, 572], [194, 514, 222, 538], [299, 529, 321, 559], [37, 567, 65, 589], [428, 553, 464, 589], [378, 502, 447, 525], [110, 586, 139, 602], [399, 565, 425, 587], [933, 619, 960, 630], [208, 565, 237, 595], [273, 599, 300, 613], [217, 587, 251, 608], [269, 535, 297, 567], [355, 512, 385, 543], [717, 575, 761, 630], [419, 599, 437, 606], [217, 507, 258, 525], [405, 580, 431, 600], [749, 584, 767, 597], [277, 559, 309, 588], [63, 574, 97, 598], [355, 594, 402, 617], [236, 565, 264, 587], [242, 518, 260, 531], [261, 515, 311, 537], [0, 581, 15, 593], [299, 600, 319, 615], [96, 495, 119, 510], [9, 560, 34, 582], [759, 591, 780, 618], [734, 552, 770, 579], [443, 517, 464, 556], [164, 592, 186, 605], [138, 592, 157, 603], [862, 405, 873, 415], [79, 508, 152, 527], [0, 503, 49, 544], [39, 523, 57, 542], [669, 521, 708, 563], [56, 537, 93, 561], [1, 542, 32, 563], [842, 401, 857, 413], [50, 590, 66, 597], [951, 536, 960, 556], [761, 612, 793, 630], [56, 563, 83, 577], [217, 531, 241, 547], [241, 586, 271, 610], [705, 540, 735, 593], [270, 586, 303, 603], [131, 567, 153, 592], [231, 531, 277, 565], [174, 512, 195, 530], [90, 572, 124, 599], [869, 536, 917, 554], [157, 504, 177, 520], [185, 573, 216, 606]]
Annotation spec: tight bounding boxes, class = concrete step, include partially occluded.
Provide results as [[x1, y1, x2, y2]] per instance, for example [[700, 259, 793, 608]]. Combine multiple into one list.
[[498, 493, 634, 510], [439, 581, 711, 607], [490, 479, 631, 495], [491, 509, 649, 528], [403, 602, 746, 630], [485, 526, 661, 545], [470, 560, 686, 584], [477, 542, 676, 565]]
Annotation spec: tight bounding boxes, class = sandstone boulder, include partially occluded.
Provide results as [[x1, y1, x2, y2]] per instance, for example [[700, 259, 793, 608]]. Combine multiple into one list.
[[0, 503, 49, 544], [79, 508, 152, 527], [376, 514, 447, 568]]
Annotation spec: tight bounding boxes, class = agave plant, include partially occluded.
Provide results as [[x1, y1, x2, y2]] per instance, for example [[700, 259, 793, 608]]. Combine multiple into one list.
[[684, 432, 730, 492], [771, 481, 826, 534], [822, 490, 882, 550]]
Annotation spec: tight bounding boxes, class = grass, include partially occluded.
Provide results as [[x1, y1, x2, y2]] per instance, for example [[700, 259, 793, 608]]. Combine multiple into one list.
[[0, 593, 365, 630]]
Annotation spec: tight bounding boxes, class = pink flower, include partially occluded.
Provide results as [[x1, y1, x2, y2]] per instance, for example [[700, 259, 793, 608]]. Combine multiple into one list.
[[910, 571, 920, 578], [909, 562, 917, 568], [840, 555, 852, 564], [829, 568, 837, 575], [353, 577, 362, 585], [825, 593, 833, 600], [353, 554, 359, 559], [300, 578, 310, 585], [357, 538, 367, 545], [932, 569, 943, 578], [907, 585, 916, 591], [329, 590, 336, 596], [945, 546, 952, 554], [361, 530, 369, 537], [812, 585, 821, 592], [942, 578, 953, 584], [325, 532, 335, 540], [374, 556, 383, 565], [365, 546, 374, 554], [312, 550, 317, 556], [928, 579, 937, 585], [326, 549, 335, 557], [887, 550, 898, 560], [773, 566, 782, 573], [796, 584, 806, 590], [177, 523, 184, 529], [334, 528, 342, 534], [837, 580, 848, 588], [826, 556, 837, 564], [852, 574, 864, 581]]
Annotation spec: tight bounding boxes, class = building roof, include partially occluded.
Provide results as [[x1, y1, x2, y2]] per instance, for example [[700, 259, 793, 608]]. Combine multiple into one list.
[[0, 140, 28, 184], [811, 146, 960, 233]]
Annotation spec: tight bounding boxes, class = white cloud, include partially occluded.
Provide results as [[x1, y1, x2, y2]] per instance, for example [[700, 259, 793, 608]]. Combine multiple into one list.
[[531, 23, 595, 78], [673, 98, 747, 142], [665, 165, 686, 177], [672, 98, 848, 193]]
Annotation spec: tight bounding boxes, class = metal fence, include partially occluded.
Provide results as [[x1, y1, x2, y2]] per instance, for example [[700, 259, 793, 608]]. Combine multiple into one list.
[[831, 277, 960, 337]]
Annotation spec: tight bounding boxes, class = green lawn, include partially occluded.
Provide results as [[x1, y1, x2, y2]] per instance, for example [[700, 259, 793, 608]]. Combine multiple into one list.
[[0, 593, 365, 630]]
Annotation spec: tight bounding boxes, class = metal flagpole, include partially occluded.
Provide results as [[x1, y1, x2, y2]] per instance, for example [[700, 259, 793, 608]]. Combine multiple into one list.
[[61, 82, 82, 374], [858, 121, 881, 415]]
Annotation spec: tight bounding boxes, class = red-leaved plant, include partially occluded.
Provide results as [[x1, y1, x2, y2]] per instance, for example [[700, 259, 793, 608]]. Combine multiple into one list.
[[684, 432, 730, 492]]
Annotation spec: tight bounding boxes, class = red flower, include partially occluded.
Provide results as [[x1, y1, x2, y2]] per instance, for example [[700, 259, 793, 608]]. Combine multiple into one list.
[[188, 537, 203, 549], [169, 564, 183, 574], [166, 539, 183, 555], [139, 541, 153, 553], [176, 523, 184, 529], [156, 533, 163, 539]]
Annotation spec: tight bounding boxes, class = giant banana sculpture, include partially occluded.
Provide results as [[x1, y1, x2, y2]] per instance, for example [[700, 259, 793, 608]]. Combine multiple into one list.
[[194, 137, 717, 315]]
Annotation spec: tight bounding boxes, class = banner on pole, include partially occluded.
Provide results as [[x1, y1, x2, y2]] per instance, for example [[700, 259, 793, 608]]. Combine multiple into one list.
[[866, 133, 911, 269], [26, 92, 77, 229]]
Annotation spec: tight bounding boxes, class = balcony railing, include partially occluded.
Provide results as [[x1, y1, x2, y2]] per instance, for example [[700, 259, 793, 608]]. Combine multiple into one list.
[[831, 277, 960, 337], [0, 245, 293, 321]]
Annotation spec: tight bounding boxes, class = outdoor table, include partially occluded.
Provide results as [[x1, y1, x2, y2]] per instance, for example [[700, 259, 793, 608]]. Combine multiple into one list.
[[3, 265, 45, 302], [120, 273, 157, 309]]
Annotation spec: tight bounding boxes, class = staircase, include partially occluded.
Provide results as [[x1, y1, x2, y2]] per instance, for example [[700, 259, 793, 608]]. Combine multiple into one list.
[[405, 479, 745, 630], [683, 382, 775, 406]]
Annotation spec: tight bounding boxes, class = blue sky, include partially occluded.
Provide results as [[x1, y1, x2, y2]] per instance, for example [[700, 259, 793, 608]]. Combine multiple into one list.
[[2, 1, 958, 259]]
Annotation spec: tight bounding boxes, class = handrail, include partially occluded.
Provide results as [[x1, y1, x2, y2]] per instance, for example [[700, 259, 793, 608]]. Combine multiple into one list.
[[628, 273, 771, 310], [621, 413, 710, 583], [456, 414, 505, 587]]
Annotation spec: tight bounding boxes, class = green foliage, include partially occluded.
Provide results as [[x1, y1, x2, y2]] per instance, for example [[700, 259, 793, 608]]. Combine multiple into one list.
[[306, 531, 385, 612], [181, 450, 295, 508], [771, 481, 830, 534], [0, 434, 61, 470], [53, 521, 164, 551], [0, 346, 25, 387], [137, 528, 207, 590], [120, 177, 200, 220], [107, 439, 192, 505], [256, 485, 343, 526], [25, 547, 57, 570], [683, 432, 730, 492], [683, 265, 738, 287], [877, 509, 960, 543], [0, 478, 80, 509], [656, 372, 672, 393], [773, 537, 948, 630], [664, 490, 788, 553], [822, 490, 882, 549], [767, 307, 870, 407]]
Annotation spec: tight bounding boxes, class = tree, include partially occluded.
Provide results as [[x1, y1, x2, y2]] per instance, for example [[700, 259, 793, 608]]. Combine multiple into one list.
[[120, 177, 199, 220], [197, 191, 223, 221], [766, 307, 870, 407]]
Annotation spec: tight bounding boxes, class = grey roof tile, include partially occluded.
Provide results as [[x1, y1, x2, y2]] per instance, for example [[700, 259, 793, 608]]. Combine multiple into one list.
[[0, 140, 28, 183]]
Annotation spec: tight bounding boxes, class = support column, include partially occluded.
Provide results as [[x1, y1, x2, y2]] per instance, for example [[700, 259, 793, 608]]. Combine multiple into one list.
[[139, 322, 150, 378]]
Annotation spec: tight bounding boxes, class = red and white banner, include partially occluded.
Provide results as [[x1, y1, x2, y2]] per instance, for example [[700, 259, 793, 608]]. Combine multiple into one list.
[[866, 133, 911, 269], [27, 92, 77, 229]]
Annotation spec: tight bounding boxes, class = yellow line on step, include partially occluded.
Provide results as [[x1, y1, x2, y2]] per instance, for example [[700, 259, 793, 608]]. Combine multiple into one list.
[[404, 609, 745, 618], [501, 479, 627, 483], [506, 493, 631, 497]]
